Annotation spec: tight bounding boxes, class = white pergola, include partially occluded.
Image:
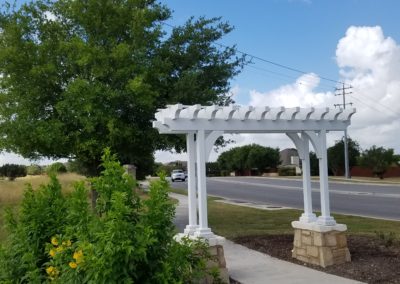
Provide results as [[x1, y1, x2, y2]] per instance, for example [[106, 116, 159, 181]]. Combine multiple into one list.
[[153, 104, 356, 240]]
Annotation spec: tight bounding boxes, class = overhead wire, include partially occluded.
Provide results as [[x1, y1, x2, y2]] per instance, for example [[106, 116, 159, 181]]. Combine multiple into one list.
[[162, 21, 400, 118], [214, 42, 349, 87], [348, 94, 399, 118], [160, 21, 347, 88], [246, 65, 337, 90], [350, 92, 400, 117]]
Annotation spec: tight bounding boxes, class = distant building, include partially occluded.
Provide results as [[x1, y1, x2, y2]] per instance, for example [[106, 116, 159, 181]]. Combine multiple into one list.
[[279, 148, 301, 175], [166, 160, 187, 170], [280, 148, 300, 167]]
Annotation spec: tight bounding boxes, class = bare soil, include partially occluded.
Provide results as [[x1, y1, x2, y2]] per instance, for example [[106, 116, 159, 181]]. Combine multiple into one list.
[[234, 234, 400, 284]]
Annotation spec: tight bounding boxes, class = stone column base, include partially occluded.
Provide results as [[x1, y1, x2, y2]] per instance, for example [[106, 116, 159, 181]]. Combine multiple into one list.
[[292, 221, 351, 267], [174, 233, 229, 283], [204, 244, 229, 284]]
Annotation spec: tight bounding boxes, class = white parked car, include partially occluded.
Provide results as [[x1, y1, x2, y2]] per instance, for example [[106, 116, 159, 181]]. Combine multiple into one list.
[[171, 169, 186, 182]]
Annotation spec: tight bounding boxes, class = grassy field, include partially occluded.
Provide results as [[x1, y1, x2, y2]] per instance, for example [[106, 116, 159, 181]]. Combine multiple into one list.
[[0, 173, 87, 204], [0, 173, 87, 242]]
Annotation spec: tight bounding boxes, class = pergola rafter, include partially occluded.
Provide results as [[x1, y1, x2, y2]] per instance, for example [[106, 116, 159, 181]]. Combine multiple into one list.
[[153, 104, 356, 241]]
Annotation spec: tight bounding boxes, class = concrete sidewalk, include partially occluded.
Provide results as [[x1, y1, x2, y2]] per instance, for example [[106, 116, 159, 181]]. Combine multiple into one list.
[[170, 192, 363, 284]]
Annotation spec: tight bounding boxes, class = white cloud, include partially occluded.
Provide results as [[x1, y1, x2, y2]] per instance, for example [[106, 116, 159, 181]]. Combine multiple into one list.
[[156, 25, 400, 162], [244, 26, 400, 155], [0, 152, 66, 166], [229, 85, 240, 98], [249, 73, 332, 108], [154, 150, 188, 164]]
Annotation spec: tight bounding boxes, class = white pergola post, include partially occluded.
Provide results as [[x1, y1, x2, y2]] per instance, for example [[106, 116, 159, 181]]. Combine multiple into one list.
[[205, 131, 224, 160], [184, 132, 198, 235], [287, 132, 317, 223], [194, 130, 214, 238], [316, 130, 336, 226], [299, 133, 317, 223]]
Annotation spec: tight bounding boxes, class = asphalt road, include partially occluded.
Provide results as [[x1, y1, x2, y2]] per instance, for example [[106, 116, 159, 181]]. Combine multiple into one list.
[[171, 177, 400, 221]]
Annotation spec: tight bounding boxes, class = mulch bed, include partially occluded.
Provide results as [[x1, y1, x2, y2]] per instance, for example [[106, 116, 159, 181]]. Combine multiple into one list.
[[234, 234, 400, 283]]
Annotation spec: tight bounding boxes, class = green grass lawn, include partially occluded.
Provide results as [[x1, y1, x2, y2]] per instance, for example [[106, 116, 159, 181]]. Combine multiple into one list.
[[169, 187, 400, 240], [208, 201, 400, 239]]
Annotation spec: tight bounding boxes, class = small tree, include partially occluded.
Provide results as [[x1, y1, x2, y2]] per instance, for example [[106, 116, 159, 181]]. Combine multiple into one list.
[[206, 162, 220, 177], [327, 138, 360, 176], [217, 144, 280, 175], [46, 162, 67, 175], [27, 164, 43, 175], [309, 152, 319, 176], [0, 164, 27, 180], [360, 145, 396, 179]]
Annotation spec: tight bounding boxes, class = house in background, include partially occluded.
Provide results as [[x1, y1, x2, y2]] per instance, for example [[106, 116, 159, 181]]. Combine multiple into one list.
[[279, 148, 301, 175]]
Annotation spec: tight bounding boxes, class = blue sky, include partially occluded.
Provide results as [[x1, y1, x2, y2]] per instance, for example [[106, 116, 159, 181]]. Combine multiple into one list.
[[1, 0, 400, 165], [157, 0, 400, 162], [165, 0, 400, 103]]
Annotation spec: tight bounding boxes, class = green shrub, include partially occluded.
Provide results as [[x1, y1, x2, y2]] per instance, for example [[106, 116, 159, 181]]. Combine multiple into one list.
[[0, 149, 216, 283], [220, 170, 230, 176], [278, 166, 296, 176], [375, 231, 399, 247], [65, 159, 90, 176], [27, 164, 43, 175], [0, 175, 66, 282], [0, 164, 27, 180], [46, 162, 67, 174]]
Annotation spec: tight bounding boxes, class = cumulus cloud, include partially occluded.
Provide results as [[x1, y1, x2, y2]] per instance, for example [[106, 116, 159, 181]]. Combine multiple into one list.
[[336, 26, 400, 151], [225, 25, 400, 156], [156, 25, 400, 163], [249, 73, 331, 108]]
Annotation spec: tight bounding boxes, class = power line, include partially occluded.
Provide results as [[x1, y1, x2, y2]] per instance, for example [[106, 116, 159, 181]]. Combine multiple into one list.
[[161, 21, 348, 87], [215, 42, 349, 86], [349, 94, 398, 117], [351, 92, 400, 117], [334, 84, 353, 109], [334, 83, 353, 179], [246, 65, 337, 90]]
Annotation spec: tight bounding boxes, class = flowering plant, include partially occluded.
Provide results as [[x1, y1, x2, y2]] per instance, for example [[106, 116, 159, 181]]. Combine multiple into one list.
[[0, 149, 216, 283]]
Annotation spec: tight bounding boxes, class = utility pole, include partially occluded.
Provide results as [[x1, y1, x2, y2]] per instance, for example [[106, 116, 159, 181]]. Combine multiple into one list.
[[334, 83, 353, 179]]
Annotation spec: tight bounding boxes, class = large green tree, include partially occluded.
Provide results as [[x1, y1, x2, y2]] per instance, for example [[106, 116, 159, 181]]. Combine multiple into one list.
[[0, 0, 244, 177], [359, 145, 396, 179], [217, 144, 280, 175], [327, 137, 360, 176]]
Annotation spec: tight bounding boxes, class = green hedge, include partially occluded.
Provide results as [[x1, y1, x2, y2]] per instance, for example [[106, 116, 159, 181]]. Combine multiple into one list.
[[0, 164, 27, 180], [46, 162, 67, 174], [27, 164, 43, 175], [278, 166, 296, 176]]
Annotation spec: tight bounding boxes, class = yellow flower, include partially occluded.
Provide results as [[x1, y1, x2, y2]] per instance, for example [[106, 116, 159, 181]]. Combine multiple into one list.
[[61, 239, 72, 246], [46, 266, 59, 277], [73, 250, 84, 263], [69, 262, 78, 269], [56, 246, 64, 253], [46, 266, 55, 275], [49, 249, 56, 257], [51, 237, 58, 246]]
